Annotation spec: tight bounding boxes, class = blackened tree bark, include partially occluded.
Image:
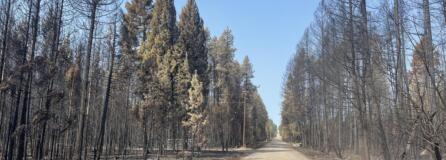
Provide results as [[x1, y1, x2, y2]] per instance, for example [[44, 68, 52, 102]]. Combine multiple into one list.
[[94, 18, 117, 160]]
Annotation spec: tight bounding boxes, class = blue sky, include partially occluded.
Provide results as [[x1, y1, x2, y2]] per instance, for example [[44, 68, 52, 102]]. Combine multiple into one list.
[[174, 0, 319, 126]]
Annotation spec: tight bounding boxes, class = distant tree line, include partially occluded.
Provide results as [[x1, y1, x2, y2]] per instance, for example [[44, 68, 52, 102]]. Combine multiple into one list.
[[281, 0, 446, 160], [0, 0, 277, 159]]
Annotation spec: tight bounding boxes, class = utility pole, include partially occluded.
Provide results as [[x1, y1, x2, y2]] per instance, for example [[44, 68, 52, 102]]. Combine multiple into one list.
[[243, 88, 246, 148], [242, 73, 247, 148]]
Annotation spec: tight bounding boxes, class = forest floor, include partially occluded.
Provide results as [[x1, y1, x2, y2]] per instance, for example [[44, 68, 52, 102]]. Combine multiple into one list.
[[127, 146, 253, 159], [108, 150, 245, 160]]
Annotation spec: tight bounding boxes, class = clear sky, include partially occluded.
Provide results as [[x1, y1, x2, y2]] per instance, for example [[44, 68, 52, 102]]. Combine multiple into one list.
[[173, 0, 320, 126]]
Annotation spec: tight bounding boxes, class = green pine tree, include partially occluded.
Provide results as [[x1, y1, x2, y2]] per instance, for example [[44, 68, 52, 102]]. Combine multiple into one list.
[[124, 0, 153, 44], [137, 0, 178, 104], [139, 0, 177, 62], [183, 71, 207, 154], [241, 56, 254, 146], [137, 0, 178, 154], [208, 28, 242, 150], [177, 0, 209, 92], [120, 0, 153, 79]]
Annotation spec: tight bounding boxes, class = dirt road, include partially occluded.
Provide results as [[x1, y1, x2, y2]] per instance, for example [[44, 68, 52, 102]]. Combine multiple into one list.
[[241, 138, 310, 160]]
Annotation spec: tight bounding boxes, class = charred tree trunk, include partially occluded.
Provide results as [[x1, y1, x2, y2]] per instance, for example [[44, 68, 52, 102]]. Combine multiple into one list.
[[374, 91, 391, 160], [75, 1, 98, 159], [24, 1, 42, 159], [33, 0, 64, 159], [0, 0, 12, 86], [359, 0, 371, 159], [94, 20, 117, 160], [142, 115, 148, 160], [443, 0, 446, 24], [1, 0, 13, 157]]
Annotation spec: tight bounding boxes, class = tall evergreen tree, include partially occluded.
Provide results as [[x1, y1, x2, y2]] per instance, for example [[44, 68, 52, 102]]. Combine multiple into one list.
[[208, 28, 243, 150], [123, 0, 153, 66], [138, 0, 178, 155], [183, 71, 206, 155], [241, 56, 254, 147], [139, 0, 177, 62], [177, 0, 208, 93], [124, 0, 153, 43]]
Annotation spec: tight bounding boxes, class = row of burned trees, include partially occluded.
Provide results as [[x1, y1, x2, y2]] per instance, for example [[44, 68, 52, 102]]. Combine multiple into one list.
[[0, 0, 276, 159], [281, 0, 446, 160]]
